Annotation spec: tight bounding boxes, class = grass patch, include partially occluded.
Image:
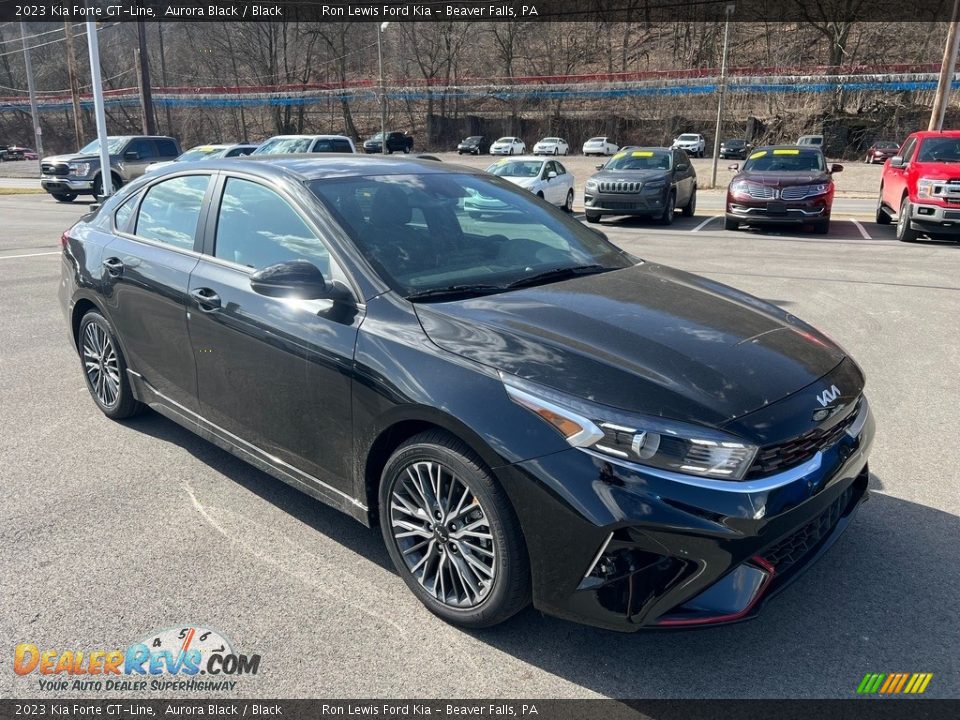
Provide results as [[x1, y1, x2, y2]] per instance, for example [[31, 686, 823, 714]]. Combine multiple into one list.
[[0, 187, 45, 195]]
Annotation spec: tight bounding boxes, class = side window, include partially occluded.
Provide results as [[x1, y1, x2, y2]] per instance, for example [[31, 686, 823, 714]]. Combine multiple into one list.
[[900, 137, 917, 162], [545, 161, 557, 177], [114, 192, 140, 231], [135, 175, 210, 250], [155, 138, 178, 158], [555, 162, 567, 176], [214, 177, 331, 275], [128, 138, 157, 160], [225, 147, 252, 157]]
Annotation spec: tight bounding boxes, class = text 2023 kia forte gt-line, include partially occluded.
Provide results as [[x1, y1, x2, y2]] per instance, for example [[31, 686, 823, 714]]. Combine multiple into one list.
[[60, 156, 874, 631]]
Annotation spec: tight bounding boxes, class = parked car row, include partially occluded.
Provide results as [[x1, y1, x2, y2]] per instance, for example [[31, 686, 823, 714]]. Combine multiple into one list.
[[0, 144, 37, 161]]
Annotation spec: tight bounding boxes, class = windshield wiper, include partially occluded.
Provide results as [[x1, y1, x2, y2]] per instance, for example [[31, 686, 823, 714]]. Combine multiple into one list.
[[505, 264, 612, 290], [406, 284, 505, 301]]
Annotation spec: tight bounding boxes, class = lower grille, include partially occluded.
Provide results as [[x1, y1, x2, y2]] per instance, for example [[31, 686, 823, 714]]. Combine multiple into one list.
[[598, 201, 640, 210], [763, 484, 856, 574]]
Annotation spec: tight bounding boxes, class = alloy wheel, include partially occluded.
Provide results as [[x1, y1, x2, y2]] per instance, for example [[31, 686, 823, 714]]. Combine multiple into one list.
[[389, 461, 496, 609], [82, 321, 120, 407]]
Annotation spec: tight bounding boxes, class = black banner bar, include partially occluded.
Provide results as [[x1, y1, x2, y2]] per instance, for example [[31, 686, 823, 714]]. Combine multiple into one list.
[[0, 0, 956, 23], [1, 700, 959, 720]]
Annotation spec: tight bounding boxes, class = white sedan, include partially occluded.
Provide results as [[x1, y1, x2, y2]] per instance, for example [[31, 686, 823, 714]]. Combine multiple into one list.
[[582, 136, 619, 156], [484, 157, 575, 212], [533, 137, 570, 155], [489, 137, 526, 155]]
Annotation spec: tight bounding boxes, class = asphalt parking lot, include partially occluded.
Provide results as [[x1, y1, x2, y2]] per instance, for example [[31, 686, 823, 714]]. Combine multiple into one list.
[[1, 193, 957, 699]]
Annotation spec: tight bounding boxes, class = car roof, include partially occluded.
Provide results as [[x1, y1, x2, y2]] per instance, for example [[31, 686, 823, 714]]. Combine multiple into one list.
[[187, 154, 478, 181], [263, 134, 352, 140], [489, 155, 546, 163], [752, 144, 823, 153], [910, 130, 960, 139]]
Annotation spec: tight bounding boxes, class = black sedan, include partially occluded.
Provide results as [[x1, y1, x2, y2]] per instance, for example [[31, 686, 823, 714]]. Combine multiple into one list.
[[457, 136, 489, 155], [583, 147, 697, 224], [60, 156, 873, 631], [719, 138, 751, 159]]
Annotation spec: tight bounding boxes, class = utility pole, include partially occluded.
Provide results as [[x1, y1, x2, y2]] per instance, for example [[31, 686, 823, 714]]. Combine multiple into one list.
[[377, 22, 389, 154], [86, 20, 112, 198], [710, 4, 735, 189], [64, 21, 85, 148], [19, 22, 43, 166], [156, 23, 173, 135], [135, 20, 156, 135], [929, 0, 960, 131]]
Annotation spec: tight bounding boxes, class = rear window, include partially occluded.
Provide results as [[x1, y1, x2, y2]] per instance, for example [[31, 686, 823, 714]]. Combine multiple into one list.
[[155, 138, 179, 157], [313, 138, 353, 153]]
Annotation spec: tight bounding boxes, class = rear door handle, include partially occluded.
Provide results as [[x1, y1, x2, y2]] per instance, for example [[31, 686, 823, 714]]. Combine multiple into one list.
[[102, 257, 124, 277], [190, 287, 221, 311]]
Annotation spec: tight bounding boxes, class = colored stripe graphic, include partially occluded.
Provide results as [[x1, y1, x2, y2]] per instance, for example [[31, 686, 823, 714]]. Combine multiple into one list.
[[858, 673, 933, 694]]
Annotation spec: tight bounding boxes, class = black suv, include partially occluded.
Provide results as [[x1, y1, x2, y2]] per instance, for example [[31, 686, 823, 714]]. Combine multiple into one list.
[[583, 147, 697, 224], [40, 135, 181, 202], [363, 131, 414, 154]]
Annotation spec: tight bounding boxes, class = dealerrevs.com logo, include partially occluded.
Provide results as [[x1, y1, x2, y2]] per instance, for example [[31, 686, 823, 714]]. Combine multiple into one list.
[[13, 626, 260, 692]]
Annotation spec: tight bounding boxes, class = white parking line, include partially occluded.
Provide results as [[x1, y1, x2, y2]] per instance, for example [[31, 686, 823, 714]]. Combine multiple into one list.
[[692, 215, 721, 232], [850, 219, 872, 240], [0, 251, 60, 260]]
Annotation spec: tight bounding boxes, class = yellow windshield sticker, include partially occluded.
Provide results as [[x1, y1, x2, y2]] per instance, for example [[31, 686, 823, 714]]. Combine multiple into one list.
[[198, 146, 215, 152], [773, 149, 800, 155], [612, 152, 625, 160], [749, 151, 767, 159], [631, 151, 654, 157]]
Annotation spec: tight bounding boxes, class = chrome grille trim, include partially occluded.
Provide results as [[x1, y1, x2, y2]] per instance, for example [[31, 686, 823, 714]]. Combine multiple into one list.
[[598, 180, 643, 193]]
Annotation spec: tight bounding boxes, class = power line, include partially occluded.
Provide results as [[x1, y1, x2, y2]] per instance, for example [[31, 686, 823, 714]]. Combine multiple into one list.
[[0, 22, 85, 46], [0, 22, 117, 59]]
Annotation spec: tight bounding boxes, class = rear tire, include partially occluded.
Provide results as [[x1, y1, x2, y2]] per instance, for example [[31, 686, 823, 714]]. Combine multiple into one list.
[[896, 197, 919, 242], [379, 431, 531, 629], [724, 217, 740, 231], [682, 187, 697, 217], [77, 310, 143, 420], [52, 192, 77, 203]]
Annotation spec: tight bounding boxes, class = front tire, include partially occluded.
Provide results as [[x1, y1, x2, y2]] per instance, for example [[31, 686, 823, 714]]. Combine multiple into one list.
[[896, 197, 919, 242], [379, 431, 530, 629], [659, 192, 676, 225], [876, 188, 892, 225], [52, 192, 77, 203], [563, 189, 574, 213], [813, 219, 830, 234], [725, 217, 740, 231], [682, 187, 697, 217], [585, 212, 601, 223], [77, 311, 143, 420]]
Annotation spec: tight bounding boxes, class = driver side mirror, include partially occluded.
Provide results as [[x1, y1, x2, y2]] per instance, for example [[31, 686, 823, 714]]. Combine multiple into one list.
[[123, 150, 140, 161], [595, 164, 605, 170], [830, 163, 844, 174], [889, 156, 905, 168], [546, 171, 558, 179], [728, 163, 739, 171], [250, 259, 329, 300], [675, 163, 689, 172]]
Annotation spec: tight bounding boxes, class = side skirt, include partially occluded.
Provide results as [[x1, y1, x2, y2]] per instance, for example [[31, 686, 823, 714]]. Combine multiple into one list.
[[127, 370, 371, 527]]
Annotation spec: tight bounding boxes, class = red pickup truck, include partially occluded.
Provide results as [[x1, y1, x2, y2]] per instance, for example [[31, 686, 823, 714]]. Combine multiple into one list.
[[877, 130, 960, 241]]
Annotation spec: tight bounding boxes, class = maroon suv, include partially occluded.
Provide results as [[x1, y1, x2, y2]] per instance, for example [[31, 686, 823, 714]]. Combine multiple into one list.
[[725, 146, 843, 234]]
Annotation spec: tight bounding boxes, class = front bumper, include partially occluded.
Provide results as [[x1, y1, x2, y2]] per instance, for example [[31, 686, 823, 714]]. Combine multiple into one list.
[[727, 196, 830, 225], [489, 147, 515, 155], [41, 176, 94, 194], [498, 396, 874, 631], [906, 202, 960, 235], [584, 189, 667, 216]]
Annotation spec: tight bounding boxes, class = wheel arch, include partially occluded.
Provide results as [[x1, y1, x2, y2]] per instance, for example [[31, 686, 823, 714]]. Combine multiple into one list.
[[70, 296, 104, 349], [361, 407, 508, 524]]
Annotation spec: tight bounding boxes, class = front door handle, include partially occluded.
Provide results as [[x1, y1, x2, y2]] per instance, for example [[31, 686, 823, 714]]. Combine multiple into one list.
[[190, 287, 221, 312], [102, 257, 124, 277]]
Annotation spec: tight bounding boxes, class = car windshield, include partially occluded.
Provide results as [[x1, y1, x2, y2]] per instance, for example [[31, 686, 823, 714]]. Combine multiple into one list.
[[742, 149, 825, 172], [678, 134, 699, 141], [251, 137, 312, 154], [495, 138, 513, 144], [79, 138, 127, 154], [177, 146, 226, 162], [587, 138, 605, 143], [463, 136, 482, 142], [725, 140, 745, 146], [309, 173, 632, 297], [876, 141, 899, 149], [603, 149, 672, 171], [916, 138, 960, 162], [369, 133, 384, 141], [486, 160, 543, 178], [541, 138, 560, 143]]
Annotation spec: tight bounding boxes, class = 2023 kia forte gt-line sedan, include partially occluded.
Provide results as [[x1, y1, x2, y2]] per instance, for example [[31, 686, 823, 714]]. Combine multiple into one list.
[[59, 156, 874, 631]]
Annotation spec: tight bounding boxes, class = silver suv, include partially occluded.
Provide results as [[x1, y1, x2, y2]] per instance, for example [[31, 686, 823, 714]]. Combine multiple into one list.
[[40, 136, 181, 202]]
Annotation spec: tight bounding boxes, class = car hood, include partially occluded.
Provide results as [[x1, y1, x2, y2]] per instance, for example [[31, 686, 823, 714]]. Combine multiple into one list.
[[733, 171, 831, 186], [415, 263, 845, 426], [904, 161, 960, 179], [591, 168, 670, 183], [41, 153, 101, 164]]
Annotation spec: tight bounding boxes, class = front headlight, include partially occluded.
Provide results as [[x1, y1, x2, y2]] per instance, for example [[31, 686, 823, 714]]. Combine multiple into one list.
[[584, 179, 598, 191], [502, 374, 758, 480], [917, 178, 940, 198], [68, 162, 90, 176], [729, 180, 754, 199], [643, 180, 667, 192]]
